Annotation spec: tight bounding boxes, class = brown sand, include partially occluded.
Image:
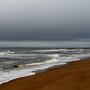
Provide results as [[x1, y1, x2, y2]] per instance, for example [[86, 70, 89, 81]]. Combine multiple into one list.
[[0, 58, 90, 90]]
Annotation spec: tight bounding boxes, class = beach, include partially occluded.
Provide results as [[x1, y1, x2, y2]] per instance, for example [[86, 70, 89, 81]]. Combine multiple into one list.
[[0, 58, 90, 90]]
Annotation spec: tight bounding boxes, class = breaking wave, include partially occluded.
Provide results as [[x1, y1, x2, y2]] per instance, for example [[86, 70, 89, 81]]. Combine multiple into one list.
[[0, 48, 90, 84]]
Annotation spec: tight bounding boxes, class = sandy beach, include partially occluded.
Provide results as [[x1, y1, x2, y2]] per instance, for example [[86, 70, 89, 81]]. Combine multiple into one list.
[[0, 58, 90, 90]]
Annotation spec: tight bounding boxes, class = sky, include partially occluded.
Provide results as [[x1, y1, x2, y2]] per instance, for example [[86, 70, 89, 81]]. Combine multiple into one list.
[[0, 0, 90, 41]]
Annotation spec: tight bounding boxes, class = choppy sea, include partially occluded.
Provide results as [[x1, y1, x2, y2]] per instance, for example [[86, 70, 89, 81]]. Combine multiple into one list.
[[0, 47, 90, 84], [0, 40, 90, 84]]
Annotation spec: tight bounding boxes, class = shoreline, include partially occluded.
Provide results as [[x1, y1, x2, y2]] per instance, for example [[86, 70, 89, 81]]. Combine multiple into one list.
[[0, 57, 90, 90]]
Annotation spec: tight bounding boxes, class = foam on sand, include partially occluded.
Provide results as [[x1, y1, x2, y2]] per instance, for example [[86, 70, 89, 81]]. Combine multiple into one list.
[[0, 53, 86, 84], [0, 68, 35, 84]]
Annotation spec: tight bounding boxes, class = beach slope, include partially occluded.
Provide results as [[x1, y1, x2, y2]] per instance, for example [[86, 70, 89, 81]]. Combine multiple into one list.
[[0, 58, 90, 90]]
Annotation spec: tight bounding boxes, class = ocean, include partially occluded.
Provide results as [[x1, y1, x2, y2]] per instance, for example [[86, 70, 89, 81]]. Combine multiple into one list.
[[0, 41, 90, 84]]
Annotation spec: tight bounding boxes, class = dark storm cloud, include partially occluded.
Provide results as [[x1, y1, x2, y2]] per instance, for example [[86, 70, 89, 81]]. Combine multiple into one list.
[[0, 0, 90, 40]]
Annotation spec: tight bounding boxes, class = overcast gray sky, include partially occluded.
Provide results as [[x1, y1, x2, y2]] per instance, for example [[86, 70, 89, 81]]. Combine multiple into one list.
[[0, 0, 90, 41]]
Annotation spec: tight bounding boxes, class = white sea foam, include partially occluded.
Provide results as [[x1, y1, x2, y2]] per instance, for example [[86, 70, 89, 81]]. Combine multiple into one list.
[[45, 59, 59, 63], [48, 54, 59, 58], [0, 68, 35, 84], [0, 61, 66, 84], [0, 50, 15, 55], [58, 49, 85, 53], [34, 49, 59, 52], [0, 49, 90, 85], [0, 53, 38, 58], [27, 62, 43, 66]]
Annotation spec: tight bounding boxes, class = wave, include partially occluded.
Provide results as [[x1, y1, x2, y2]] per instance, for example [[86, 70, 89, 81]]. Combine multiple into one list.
[[48, 54, 59, 58], [0, 68, 35, 84], [0, 50, 15, 58], [34, 49, 85, 52], [0, 48, 87, 59], [0, 50, 15, 54], [0, 48, 90, 84], [0, 53, 38, 58], [34, 49, 59, 52]]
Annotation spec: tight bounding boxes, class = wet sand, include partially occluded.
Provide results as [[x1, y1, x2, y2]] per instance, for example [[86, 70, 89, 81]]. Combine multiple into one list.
[[0, 58, 90, 90]]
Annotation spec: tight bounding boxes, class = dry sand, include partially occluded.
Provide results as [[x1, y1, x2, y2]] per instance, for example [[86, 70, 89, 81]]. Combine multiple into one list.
[[0, 58, 90, 90]]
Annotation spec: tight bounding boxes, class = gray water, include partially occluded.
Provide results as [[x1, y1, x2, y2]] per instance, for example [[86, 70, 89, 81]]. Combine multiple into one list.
[[0, 47, 90, 71], [0, 40, 90, 84], [0, 40, 90, 48]]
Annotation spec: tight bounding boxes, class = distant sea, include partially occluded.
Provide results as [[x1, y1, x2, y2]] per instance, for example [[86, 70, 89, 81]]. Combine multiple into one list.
[[0, 40, 90, 84], [0, 40, 90, 48]]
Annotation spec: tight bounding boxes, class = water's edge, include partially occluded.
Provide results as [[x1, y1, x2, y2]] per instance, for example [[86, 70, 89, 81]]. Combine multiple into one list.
[[0, 56, 90, 85]]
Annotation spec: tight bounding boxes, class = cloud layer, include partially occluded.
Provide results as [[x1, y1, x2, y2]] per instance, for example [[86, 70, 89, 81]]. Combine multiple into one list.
[[0, 0, 90, 40]]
